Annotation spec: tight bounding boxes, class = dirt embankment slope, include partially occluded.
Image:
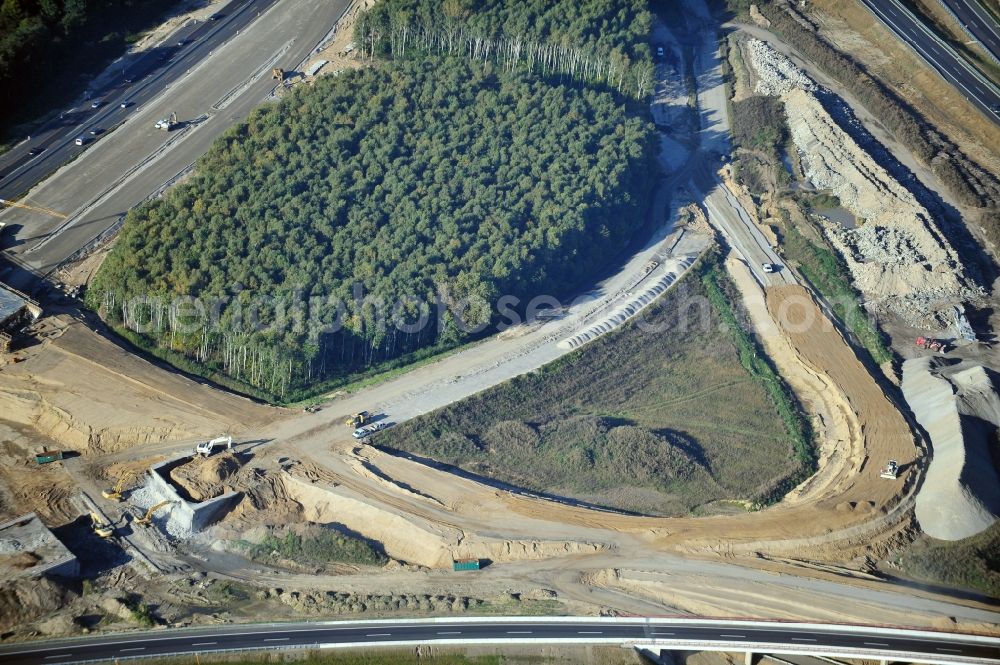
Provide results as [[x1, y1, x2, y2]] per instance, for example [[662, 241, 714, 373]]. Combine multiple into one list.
[[726, 257, 863, 507], [762, 285, 916, 508], [0, 317, 279, 452]]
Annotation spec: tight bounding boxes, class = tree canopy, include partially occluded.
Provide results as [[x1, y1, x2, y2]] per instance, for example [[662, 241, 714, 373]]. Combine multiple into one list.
[[356, 0, 655, 97], [90, 54, 657, 400]]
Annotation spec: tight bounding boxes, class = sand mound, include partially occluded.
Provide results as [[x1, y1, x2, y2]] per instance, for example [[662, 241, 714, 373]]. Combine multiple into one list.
[[903, 358, 1000, 540], [169, 453, 243, 502]]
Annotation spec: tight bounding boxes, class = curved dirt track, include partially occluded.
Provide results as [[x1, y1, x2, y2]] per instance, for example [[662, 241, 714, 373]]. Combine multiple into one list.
[[286, 283, 922, 561]]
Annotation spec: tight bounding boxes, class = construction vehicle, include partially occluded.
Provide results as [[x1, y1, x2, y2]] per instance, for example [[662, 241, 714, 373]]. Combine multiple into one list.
[[90, 512, 114, 538], [915, 336, 947, 353], [195, 434, 232, 457], [452, 558, 481, 571], [272, 67, 285, 80], [345, 411, 370, 428], [880, 460, 899, 480], [135, 500, 173, 527], [154, 112, 178, 131], [34, 450, 64, 464], [102, 470, 138, 501]]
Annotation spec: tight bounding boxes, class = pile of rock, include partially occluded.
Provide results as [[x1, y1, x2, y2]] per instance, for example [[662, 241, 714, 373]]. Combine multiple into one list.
[[263, 587, 487, 615], [744, 38, 815, 96], [744, 38, 982, 324]]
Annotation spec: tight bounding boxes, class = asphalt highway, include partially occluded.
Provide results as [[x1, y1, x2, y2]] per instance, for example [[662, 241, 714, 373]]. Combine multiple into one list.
[[0, 0, 277, 199], [940, 0, 1000, 64], [860, 0, 1000, 123], [0, 619, 997, 664], [0, 0, 349, 284]]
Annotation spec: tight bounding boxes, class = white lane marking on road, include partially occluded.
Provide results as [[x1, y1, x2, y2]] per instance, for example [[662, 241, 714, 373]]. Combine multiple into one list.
[[865, 642, 890, 647], [366, 633, 392, 637], [507, 631, 533, 634], [437, 631, 462, 635], [192, 642, 217, 646], [264, 637, 289, 642], [721, 634, 746, 639], [937, 648, 963, 653], [577, 631, 603, 634], [120, 647, 146, 652], [653, 632, 675, 635], [791, 637, 816, 642], [44, 656, 74, 661]]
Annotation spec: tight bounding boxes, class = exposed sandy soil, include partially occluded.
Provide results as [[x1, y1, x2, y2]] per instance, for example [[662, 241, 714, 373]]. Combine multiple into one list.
[[763, 284, 917, 508], [0, 315, 280, 453], [169, 452, 243, 502], [586, 566, 998, 630], [0, 422, 77, 525], [725, 256, 862, 507]]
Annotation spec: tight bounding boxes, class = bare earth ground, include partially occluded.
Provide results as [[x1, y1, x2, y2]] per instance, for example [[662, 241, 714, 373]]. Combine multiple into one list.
[[0, 315, 279, 453], [4, 246, 998, 636]]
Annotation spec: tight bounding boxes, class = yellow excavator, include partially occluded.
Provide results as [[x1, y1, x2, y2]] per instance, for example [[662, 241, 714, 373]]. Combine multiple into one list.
[[102, 470, 138, 501], [135, 500, 173, 527], [90, 512, 114, 539]]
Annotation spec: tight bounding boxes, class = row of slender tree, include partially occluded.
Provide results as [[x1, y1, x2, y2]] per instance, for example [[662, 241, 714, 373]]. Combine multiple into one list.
[[354, 10, 655, 98]]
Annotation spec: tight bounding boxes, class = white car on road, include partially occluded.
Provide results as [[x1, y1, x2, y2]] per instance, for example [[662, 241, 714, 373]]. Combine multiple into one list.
[[352, 422, 389, 439]]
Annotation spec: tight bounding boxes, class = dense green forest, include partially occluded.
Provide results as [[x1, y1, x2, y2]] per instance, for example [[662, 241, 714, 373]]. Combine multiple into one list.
[[90, 51, 657, 399], [0, 0, 175, 135], [356, 0, 655, 97]]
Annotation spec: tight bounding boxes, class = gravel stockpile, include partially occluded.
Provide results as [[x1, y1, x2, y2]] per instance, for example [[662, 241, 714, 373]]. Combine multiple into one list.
[[903, 358, 1000, 540]]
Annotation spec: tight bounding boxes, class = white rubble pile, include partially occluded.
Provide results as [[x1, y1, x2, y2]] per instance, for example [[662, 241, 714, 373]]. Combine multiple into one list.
[[128, 484, 192, 540], [744, 39, 980, 323], [744, 38, 815, 96]]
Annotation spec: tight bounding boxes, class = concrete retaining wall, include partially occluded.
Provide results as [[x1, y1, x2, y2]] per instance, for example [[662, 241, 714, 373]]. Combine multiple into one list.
[[148, 456, 241, 533]]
